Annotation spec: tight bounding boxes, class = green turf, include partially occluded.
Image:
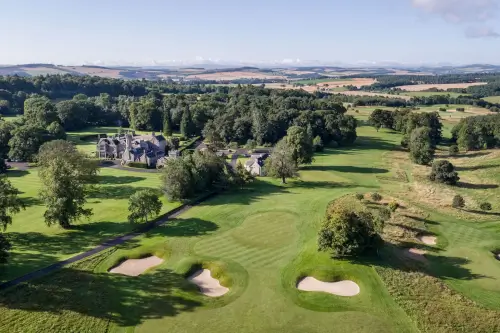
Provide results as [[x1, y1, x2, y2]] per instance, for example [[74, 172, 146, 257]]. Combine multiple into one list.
[[2, 124, 500, 332], [482, 96, 500, 103], [401, 91, 470, 98], [1, 167, 180, 283]]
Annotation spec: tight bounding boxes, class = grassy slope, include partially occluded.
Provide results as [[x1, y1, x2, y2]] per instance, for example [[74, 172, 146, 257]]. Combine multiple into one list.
[[0, 126, 418, 333], [482, 96, 500, 103], [1, 167, 180, 283]]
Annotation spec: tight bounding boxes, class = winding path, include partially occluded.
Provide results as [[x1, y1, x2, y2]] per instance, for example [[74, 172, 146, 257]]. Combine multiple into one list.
[[0, 194, 214, 290]]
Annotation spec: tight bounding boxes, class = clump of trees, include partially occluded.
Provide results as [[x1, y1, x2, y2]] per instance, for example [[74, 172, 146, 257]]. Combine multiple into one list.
[[128, 189, 163, 223], [160, 149, 247, 201], [318, 200, 383, 257], [0, 176, 24, 262], [37, 140, 99, 228], [451, 114, 500, 151], [429, 160, 460, 185]]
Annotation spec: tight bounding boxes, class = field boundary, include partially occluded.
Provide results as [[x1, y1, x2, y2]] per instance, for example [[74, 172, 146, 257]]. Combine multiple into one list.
[[0, 191, 217, 291]]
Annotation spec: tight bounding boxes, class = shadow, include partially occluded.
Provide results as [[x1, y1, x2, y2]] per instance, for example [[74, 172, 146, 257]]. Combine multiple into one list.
[[387, 222, 431, 236], [464, 209, 500, 217], [455, 164, 500, 172], [456, 152, 491, 159], [457, 181, 499, 190], [0, 267, 202, 329], [5, 170, 29, 178], [88, 186, 153, 200], [401, 214, 439, 225], [19, 197, 42, 207], [2, 217, 219, 283], [301, 165, 389, 174], [96, 175, 146, 185]]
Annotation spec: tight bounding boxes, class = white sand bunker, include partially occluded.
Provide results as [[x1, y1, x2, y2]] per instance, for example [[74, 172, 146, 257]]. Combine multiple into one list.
[[297, 277, 360, 297], [418, 235, 437, 245], [109, 256, 164, 276], [496, 253, 500, 261], [405, 248, 427, 262], [188, 269, 229, 297]]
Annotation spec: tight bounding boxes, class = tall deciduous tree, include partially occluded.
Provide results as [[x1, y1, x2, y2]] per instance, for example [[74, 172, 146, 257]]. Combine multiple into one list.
[[0, 176, 25, 262], [160, 156, 195, 201], [409, 127, 435, 165], [128, 189, 163, 223], [24, 95, 58, 128], [286, 126, 314, 165], [37, 140, 98, 228], [265, 139, 297, 184], [8, 125, 47, 162]]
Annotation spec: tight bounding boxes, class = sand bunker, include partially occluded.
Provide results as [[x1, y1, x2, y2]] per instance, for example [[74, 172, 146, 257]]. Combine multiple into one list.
[[405, 248, 427, 262], [188, 269, 229, 297], [109, 256, 164, 276], [496, 253, 500, 261], [418, 235, 437, 245], [297, 277, 360, 297]]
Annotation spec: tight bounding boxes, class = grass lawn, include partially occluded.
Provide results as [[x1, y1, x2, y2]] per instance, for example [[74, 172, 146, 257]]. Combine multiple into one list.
[[1, 125, 500, 332], [1, 167, 180, 283], [482, 96, 500, 104], [0, 116, 20, 122]]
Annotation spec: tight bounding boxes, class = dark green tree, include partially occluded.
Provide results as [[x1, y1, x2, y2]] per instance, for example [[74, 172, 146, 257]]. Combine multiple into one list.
[[180, 107, 195, 138], [429, 160, 460, 185], [8, 125, 47, 162], [452, 195, 465, 209], [286, 126, 314, 165], [128, 189, 163, 223], [409, 127, 435, 165], [46, 121, 67, 140], [24, 95, 58, 128], [163, 112, 173, 137], [37, 140, 99, 228]]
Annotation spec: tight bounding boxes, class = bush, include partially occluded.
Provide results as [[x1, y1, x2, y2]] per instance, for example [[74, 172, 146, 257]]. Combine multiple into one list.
[[388, 201, 399, 212], [452, 195, 465, 209], [127, 162, 149, 169], [355, 193, 364, 201], [439, 107, 447, 112], [456, 107, 465, 112], [378, 207, 392, 221], [429, 160, 460, 185], [313, 135, 324, 152], [371, 192, 382, 202], [228, 142, 239, 150], [479, 202, 492, 211], [449, 145, 459, 156]]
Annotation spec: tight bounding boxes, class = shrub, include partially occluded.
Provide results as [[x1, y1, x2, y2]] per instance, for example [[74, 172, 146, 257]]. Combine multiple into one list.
[[439, 107, 447, 112], [479, 202, 492, 211], [378, 207, 392, 221], [456, 107, 465, 112], [388, 201, 399, 212], [429, 160, 460, 185], [313, 135, 324, 152], [371, 192, 382, 202], [228, 142, 239, 150], [449, 145, 459, 156], [127, 162, 149, 169], [355, 193, 364, 201], [452, 195, 465, 209]]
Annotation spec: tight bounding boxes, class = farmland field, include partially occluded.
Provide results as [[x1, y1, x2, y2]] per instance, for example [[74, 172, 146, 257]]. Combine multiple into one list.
[[396, 82, 486, 91], [400, 91, 470, 98], [482, 96, 500, 103]]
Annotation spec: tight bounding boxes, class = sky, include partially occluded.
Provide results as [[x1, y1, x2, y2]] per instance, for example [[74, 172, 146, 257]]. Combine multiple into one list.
[[2, 0, 500, 66]]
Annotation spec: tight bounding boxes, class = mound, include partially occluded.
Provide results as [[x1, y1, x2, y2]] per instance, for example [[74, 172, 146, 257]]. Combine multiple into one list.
[[297, 277, 360, 297], [418, 235, 437, 245], [405, 248, 427, 262], [109, 256, 164, 276], [188, 269, 229, 297]]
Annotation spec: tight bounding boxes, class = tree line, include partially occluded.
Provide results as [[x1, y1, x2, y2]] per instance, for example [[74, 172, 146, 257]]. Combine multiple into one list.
[[0, 85, 357, 162], [451, 113, 500, 151]]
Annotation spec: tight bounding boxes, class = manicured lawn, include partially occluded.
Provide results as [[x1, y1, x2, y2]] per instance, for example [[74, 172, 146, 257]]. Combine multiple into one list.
[[2, 125, 500, 332], [1, 167, 180, 283]]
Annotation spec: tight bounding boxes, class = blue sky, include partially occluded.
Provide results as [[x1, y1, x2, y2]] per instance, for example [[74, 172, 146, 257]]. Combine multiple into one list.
[[2, 0, 500, 65]]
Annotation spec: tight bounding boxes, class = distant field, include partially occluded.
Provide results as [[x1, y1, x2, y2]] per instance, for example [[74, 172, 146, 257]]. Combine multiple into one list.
[[396, 83, 486, 91], [482, 96, 500, 103], [335, 91, 411, 100], [186, 71, 285, 81], [63, 66, 123, 78], [401, 91, 470, 98]]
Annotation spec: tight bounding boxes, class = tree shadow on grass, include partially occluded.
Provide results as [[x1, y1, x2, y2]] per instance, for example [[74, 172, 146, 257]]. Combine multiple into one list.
[[19, 196, 42, 207], [457, 182, 499, 190], [96, 175, 146, 185], [0, 267, 202, 330], [2, 218, 218, 282], [401, 214, 440, 225], [301, 165, 389, 174], [455, 164, 500, 172], [456, 152, 491, 159], [463, 209, 500, 217], [88, 186, 153, 200], [5, 170, 29, 178]]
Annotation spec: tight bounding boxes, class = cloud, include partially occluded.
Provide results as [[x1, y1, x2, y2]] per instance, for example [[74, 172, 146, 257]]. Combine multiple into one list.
[[412, 0, 500, 37], [465, 26, 500, 38], [412, 0, 498, 23]]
